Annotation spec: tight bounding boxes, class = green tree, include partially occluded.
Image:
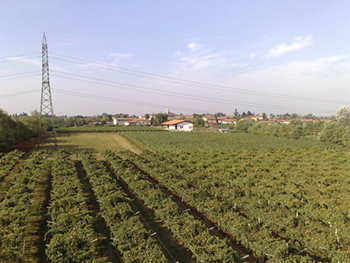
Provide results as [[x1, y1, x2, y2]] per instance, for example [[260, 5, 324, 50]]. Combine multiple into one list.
[[235, 120, 254, 132], [214, 112, 226, 117], [152, 113, 167, 126], [193, 117, 205, 128], [319, 122, 344, 145], [336, 106, 350, 125]]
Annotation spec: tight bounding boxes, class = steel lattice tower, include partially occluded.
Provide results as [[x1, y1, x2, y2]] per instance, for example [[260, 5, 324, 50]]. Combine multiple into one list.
[[39, 32, 57, 149]]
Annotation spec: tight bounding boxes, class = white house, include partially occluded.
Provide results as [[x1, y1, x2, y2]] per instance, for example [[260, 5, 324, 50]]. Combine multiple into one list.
[[217, 118, 237, 125], [124, 119, 151, 126], [162, 120, 194, 132], [112, 117, 134, 125]]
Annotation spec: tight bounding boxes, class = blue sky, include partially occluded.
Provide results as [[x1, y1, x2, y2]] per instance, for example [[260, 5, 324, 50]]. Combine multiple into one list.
[[1, 1, 350, 116]]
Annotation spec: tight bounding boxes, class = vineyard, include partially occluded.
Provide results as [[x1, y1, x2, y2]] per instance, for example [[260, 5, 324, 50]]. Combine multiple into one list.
[[122, 131, 341, 152], [0, 131, 349, 262]]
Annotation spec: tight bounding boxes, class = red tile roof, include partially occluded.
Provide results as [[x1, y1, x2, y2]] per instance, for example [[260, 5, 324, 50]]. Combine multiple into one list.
[[162, 120, 193, 125]]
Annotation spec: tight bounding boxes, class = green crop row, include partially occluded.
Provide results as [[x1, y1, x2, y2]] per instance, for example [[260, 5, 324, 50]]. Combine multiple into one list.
[[46, 150, 96, 262], [126, 149, 350, 262], [0, 150, 48, 261], [0, 150, 24, 180], [80, 151, 168, 263], [122, 131, 340, 152], [106, 152, 242, 262], [164, 149, 350, 261]]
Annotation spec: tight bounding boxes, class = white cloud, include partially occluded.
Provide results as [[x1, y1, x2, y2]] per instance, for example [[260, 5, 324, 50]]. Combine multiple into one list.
[[109, 52, 132, 58], [232, 55, 349, 95], [188, 42, 202, 51], [249, 53, 256, 60], [267, 35, 313, 58], [180, 52, 242, 70], [7, 56, 41, 66]]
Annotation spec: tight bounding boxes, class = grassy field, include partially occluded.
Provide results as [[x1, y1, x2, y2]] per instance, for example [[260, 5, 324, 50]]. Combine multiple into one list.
[[56, 133, 143, 154], [56, 126, 163, 133]]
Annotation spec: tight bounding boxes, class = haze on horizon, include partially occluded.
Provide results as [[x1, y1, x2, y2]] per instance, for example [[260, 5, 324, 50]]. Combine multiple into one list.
[[0, 1, 350, 117]]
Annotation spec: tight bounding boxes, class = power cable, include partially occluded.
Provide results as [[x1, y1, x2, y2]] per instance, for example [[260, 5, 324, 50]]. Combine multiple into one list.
[[50, 52, 345, 104], [0, 89, 39, 99], [52, 88, 209, 113], [0, 73, 41, 82], [50, 72, 334, 113], [0, 71, 41, 79], [0, 52, 41, 61]]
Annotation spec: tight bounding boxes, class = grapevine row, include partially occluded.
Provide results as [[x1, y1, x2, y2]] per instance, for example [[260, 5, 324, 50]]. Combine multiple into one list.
[[122, 150, 319, 262], [164, 149, 350, 261], [46, 150, 96, 262], [80, 151, 168, 263], [0, 150, 48, 261], [0, 149, 24, 180], [106, 152, 242, 262]]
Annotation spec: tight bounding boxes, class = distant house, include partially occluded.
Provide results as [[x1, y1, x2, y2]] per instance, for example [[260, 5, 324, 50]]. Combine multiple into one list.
[[166, 108, 176, 120], [162, 120, 194, 132], [202, 115, 217, 125], [112, 117, 134, 125], [124, 118, 151, 126], [243, 116, 258, 121], [217, 118, 237, 125]]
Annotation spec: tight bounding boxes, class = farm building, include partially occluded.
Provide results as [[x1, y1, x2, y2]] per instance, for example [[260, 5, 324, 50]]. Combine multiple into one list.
[[202, 115, 217, 125], [162, 120, 194, 132], [124, 119, 151, 126], [112, 117, 135, 125], [217, 118, 237, 125]]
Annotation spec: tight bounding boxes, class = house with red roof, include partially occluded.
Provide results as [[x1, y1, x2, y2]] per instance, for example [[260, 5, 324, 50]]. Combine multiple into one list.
[[162, 120, 194, 132]]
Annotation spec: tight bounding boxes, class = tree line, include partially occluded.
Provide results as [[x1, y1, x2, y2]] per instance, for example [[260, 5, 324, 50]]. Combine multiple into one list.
[[0, 110, 42, 151], [234, 107, 350, 146]]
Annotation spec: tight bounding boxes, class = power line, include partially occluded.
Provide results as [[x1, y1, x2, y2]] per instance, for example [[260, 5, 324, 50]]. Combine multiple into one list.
[[0, 89, 39, 99], [49, 52, 345, 105], [0, 52, 41, 61], [0, 71, 41, 79], [0, 73, 41, 82], [53, 88, 209, 113], [50, 71, 334, 113]]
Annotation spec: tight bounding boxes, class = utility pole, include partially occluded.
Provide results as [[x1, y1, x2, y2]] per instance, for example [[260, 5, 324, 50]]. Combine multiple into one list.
[[39, 32, 57, 150]]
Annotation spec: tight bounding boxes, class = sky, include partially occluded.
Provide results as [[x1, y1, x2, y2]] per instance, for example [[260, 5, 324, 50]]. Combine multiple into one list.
[[0, 1, 350, 116]]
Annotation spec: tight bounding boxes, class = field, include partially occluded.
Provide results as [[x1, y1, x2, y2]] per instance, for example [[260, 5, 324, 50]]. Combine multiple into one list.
[[123, 131, 342, 152], [56, 126, 163, 133], [0, 131, 349, 262], [56, 133, 144, 154]]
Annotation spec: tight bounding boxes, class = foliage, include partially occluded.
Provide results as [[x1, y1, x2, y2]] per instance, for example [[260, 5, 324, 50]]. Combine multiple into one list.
[[319, 122, 349, 146], [0, 150, 48, 261], [0, 109, 34, 151], [106, 152, 240, 262], [122, 149, 350, 261], [151, 113, 167, 126], [336, 106, 350, 125], [45, 150, 96, 262], [193, 116, 205, 128], [80, 151, 167, 262], [0, 150, 24, 180], [235, 120, 254, 132], [123, 131, 340, 153]]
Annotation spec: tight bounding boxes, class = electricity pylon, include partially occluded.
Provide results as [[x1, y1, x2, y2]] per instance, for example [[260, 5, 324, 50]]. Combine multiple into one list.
[[39, 32, 57, 150]]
